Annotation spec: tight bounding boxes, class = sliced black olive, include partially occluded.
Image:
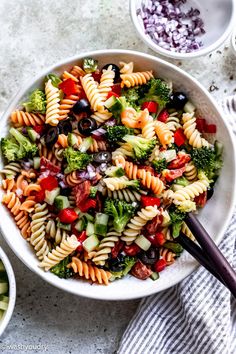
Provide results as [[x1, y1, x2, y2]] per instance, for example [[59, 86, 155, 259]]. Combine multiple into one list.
[[78, 117, 97, 136], [60, 188, 71, 197], [108, 255, 125, 272], [102, 63, 120, 82], [58, 119, 72, 135], [169, 92, 188, 110], [139, 247, 159, 266], [44, 126, 59, 147], [93, 151, 112, 164], [72, 98, 91, 115], [207, 187, 214, 200]]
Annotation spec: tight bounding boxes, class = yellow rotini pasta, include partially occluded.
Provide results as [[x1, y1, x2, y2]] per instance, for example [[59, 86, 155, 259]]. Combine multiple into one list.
[[166, 113, 181, 132], [90, 110, 112, 125], [182, 112, 210, 148], [142, 117, 156, 139], [173, 179, 209, 205], [80, 74, 104, 112], [58, 94, 81, 120], [91, 231, 121, 266], [45, 79, 61, 126], [119, 61, 134, 74], [106, 188, 144, 203], [181, 222, 195, 241], [103, 176, 133, 191], [112, 143, 134, 163], [46, 219, 67, 245], [38, 143, 60, 166], [160, 247, 176, 265], [40, 235, 79, 271], [184, 161, 198, 181], [98, 65, 115, 101], [0, 162, 21, 179], [11, 110, 45, 126], [120, 71, 153, 88], [68, 257, 112, 285], [155, 121, 173, 147], [121, 206, 159, 243]]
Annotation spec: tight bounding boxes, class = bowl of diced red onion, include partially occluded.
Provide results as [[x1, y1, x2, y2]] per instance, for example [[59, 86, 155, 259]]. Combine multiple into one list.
[[130, 0, 235, 59]]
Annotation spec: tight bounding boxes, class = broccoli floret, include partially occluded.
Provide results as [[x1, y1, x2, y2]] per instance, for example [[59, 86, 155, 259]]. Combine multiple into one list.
[[123, 135, 156, 161], [105, 126, 134, 144], [191, 146, 223, 181], [169, 207, 186, 238], [122, 87, 140, 109], [152, 158, 167, 173], [51, 256, 73, 279], [109, 256, 136, 280], [23, 89, 46, 113], [45, 73, 62, 87], [89, 186, 97, 198], [83, 57, 98, 73], [1, 137, 19, 162], [104, 199, 136, 233], [64, 147, 92, 173], [1, 128, 38, 161], [139, 78, 171, 112]]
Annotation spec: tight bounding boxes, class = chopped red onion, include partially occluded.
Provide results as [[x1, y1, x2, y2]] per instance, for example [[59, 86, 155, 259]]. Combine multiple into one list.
[[137, 0, 205, 53], [21, 161, 31, 170], [91, 128, 106, 139], [59, 181, 67, 189], [104, 118, 116, 126]]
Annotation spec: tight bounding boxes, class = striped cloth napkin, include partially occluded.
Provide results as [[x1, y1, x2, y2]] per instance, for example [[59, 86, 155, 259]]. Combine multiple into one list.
[[118, 96, 236, 354]]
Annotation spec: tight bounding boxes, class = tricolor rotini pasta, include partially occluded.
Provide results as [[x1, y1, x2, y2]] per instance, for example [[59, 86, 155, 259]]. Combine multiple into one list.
[[0, 57, 222, 284]]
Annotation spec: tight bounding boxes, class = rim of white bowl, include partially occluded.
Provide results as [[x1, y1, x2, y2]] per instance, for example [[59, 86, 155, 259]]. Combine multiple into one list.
[[231, 27, 236, 55], [0, 49, 236, 300], [129, 0, 236, 59], [0, 247, 16, 336]]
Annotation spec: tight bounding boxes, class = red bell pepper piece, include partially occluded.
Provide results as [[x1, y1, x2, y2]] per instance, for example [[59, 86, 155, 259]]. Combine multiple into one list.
[[59, 78, 79, 96], [194, 191, 207, 208], [158, 109, 169, 123], [33, 125, 45, 134], [154, 259, 167, 272], [196, 118, 206, 133], [58, 208, 78, 223], [34, 189, 45, 203], [92, 70, 102, 82], [111, 84, 121, 96], [141, 101, 158, 113], [40, 157, 61, 174], [163, 166, 186, 182], [78, 198, 96, 213], [75, 231, 87, 252], [141, 196, 161, 208], [167, 152, 191, 169], [147, 232, 166, 247], [39, 175, 58, 191], [124, 244, 141, 256], [205, 124, 217, 134], [107, 91, 120, 99], [174, 128, 186, 147]]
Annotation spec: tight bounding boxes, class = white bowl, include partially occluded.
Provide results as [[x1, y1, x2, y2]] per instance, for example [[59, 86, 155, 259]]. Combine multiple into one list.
[[0, 246, 16, 336], [231, 26, 236, 56], [0, 49, 236, 300], [130, 0, 236, 59]]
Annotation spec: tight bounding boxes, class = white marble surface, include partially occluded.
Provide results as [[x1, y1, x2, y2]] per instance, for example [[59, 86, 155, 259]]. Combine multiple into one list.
[[0, 0, 236, 353]]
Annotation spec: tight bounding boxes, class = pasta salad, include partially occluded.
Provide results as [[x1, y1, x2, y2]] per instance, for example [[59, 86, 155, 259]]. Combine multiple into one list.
[[0, 58, 223, 285]]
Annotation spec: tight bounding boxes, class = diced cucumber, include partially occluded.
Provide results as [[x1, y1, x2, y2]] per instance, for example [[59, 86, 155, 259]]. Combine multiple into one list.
[[150, 272, 159, 281], [83, 235, 99, 252], [86, 222, 95, 236], [0, 282, 8, 294], [57, 222, 71, 231], [54, 196, 70, 211], [183, 101, 196, 113], [105, 166, 125, 177], [0, 261, 4, 272], [84, 213, 94, 222], [79, 137, 93, 152], [27, 127, 39, 142], [104, 95, 118, 109], [161, 210, 171, 227], [0, 301, 8, 311], [33, 156, 40, 170], [94, 213, 109, 236], [0, 295, 9, 303], [44, 187, 60, 205], [74, 218, 86, 232], [214, 140, 223, 157], [159, 149, 176, 162], [135, 235, 151, 251], [164, 241, 183, 253], [68, 133, 78, 146]]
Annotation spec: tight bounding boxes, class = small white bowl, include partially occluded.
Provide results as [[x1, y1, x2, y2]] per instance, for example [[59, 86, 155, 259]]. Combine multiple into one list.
[[0, 246, 16, 337], [130, 0, 236, 59]]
